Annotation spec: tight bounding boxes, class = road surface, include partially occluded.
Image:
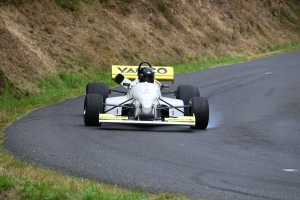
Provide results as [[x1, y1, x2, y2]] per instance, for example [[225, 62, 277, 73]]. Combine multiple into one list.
[[4, 51, 300, 200]]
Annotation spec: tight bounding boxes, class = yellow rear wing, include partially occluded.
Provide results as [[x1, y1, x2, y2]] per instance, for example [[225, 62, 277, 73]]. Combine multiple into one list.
[[112, 65, 174, 82]]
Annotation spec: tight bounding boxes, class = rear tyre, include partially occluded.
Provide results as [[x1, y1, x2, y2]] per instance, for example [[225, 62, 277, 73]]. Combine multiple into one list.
[[85, 82, 109, 111], [189, 97, 209, 129], [84, 94, 103, 126], [176, 85, 200, 115], [86, 82, 109, 100]]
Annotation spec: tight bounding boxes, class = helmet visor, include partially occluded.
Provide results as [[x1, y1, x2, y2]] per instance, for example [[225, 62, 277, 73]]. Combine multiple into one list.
[[140, 75, 154, 83]]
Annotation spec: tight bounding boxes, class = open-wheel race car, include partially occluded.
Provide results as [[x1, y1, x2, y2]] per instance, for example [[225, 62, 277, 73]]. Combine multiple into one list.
[[83, 61, 209, 129]]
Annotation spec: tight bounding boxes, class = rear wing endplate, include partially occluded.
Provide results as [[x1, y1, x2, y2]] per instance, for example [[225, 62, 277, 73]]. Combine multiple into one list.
[[112, 65, 174, 82]]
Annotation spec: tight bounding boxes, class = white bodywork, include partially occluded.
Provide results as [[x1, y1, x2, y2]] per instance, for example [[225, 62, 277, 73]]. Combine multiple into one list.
[[100, 78, 195, 126]]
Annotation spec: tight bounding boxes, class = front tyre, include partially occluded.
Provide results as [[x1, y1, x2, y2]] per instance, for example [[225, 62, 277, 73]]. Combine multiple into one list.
[[176, 85, 200, 115], [189, 97, 209, 129], [84, 94, 103, 126]]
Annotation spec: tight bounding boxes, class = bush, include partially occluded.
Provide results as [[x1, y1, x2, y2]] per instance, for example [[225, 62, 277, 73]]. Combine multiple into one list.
[[55, 0, 78, 11], [155, 0, 182, 28], [0, 0, 21, 5], [0, 68, 6, 95]]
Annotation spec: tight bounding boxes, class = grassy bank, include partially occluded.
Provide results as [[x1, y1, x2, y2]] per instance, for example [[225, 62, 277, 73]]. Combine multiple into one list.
[[1, 43, 300, 199]]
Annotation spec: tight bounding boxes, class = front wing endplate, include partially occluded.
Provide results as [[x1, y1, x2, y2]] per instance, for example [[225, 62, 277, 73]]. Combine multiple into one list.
[[99, 114, 128, 120], [164, 116, 195, 122]]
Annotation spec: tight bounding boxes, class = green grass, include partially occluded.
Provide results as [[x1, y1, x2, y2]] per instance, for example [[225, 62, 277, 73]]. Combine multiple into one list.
[[1, 43, 300, 199], [0, 172, 161, 200], [172, 56, 248, 74]]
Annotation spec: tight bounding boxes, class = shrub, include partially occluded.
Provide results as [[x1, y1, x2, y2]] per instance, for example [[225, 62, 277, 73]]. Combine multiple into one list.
[[155, 0, 182, 28], [55, 0, 78, 11], [0, 0, 21, 5]]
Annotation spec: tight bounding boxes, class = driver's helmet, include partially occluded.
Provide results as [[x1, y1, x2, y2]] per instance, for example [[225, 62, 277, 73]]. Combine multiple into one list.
[[138, 67, 155, 83]]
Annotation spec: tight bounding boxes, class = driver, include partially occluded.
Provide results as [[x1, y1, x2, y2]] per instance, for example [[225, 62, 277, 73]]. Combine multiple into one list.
[[138, 67, 155, 83], [136, 66, 162, 88]]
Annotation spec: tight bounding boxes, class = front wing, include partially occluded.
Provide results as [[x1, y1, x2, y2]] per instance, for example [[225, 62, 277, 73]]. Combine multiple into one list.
[[99, 114, 195, 126]]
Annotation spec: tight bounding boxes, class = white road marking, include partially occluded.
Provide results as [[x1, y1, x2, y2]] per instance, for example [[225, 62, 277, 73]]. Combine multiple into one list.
[[283, 169, 298, 172], [265, 72, 273, 75]]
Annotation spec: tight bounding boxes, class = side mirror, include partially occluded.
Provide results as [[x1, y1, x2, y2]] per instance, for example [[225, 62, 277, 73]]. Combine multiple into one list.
[[114, 74, 125, 84]]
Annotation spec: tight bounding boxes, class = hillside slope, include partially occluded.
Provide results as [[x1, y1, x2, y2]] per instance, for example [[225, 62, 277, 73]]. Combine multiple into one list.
[[0, 0, 300, 96]]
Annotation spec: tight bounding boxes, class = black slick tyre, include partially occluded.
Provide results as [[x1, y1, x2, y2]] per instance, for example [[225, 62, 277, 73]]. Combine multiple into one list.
[[189, 97, 209, 129], [85, 82, 109, 111], [84, 94, 103, 126], [176, 85, 200, 115], [86, 82, 109, 101]]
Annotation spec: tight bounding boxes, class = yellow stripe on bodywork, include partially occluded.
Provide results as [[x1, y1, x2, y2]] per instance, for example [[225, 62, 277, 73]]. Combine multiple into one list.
[[165, 116, 195, 122], [99, 114, 128, 120], [112, 65, 174, 82]]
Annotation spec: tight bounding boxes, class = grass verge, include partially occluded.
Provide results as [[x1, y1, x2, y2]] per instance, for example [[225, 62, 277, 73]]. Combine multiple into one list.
[[1, 43, 300, 199]]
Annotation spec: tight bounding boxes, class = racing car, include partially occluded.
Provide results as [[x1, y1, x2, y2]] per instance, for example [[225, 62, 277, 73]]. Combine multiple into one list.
[[83, 61, 209, 129]]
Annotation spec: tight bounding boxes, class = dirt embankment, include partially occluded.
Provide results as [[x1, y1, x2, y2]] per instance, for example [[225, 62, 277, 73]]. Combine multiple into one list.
[[0, 0, 299, 96]]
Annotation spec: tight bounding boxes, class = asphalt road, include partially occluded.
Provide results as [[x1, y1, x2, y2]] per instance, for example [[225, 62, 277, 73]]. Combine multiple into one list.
[[4, 51, 300, 200]]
